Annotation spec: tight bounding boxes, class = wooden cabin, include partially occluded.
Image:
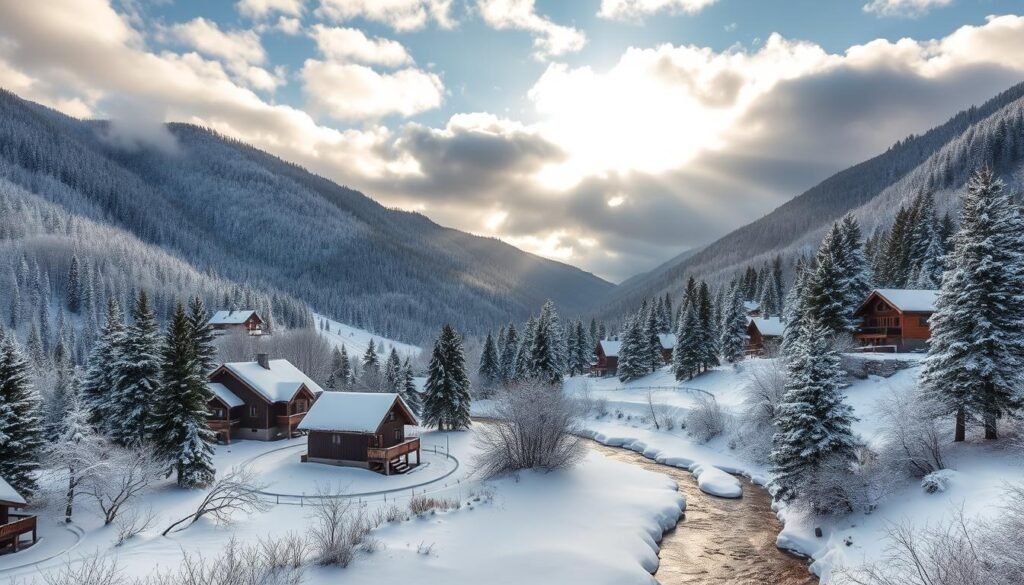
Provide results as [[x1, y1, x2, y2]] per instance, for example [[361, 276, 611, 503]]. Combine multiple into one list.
[[743, 301, 762, 317], [746, 316, 784, 356], [298, 392, 420, 475], [206, 354, 323, 442], [592, 340, 621, 377], [208, 310, 265, 336], [658, 333, 676, 364], [0, 476, 35, 554], [854, 289, 939, 352]]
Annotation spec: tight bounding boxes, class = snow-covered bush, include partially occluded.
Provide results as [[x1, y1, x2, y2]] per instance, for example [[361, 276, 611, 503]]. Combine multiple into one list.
[[147, 537, 306, 585], [82, 443, 164, 525], [921, 469, 957, 494], [874, 389, 946, 478], [733, 359, 786, 459], [686, 394, 725, 443], [308, 490, 373, 567], [473, 380, 584, 478], [408, 494, 458, 516]]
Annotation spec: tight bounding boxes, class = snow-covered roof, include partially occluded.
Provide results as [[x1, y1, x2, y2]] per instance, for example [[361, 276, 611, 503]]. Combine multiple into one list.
[[208, 382, 244, 408], [658, 333, 676, 350], [743, 301, 760, 313], [298, 392, 417, 433], [749, 316, 785, 337], [599, 340, 621, 358], [209, 310, 260, 325], [218, 359, 324, 403], [0, 475, 26, 507], [867, 289, 940, 313]]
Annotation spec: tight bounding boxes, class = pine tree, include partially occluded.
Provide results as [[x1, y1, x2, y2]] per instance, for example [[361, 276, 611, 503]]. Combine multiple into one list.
[[499, 322, 518, 385], [110, 290, 161, 445], [422, 325, 471, 431], [401, 358, 421, 415], [187, 296, 217, 375], [770, 317, 857, 511], [719, 283, 747, 363], [67, 255, 82, 314], [673, 303, 701, 380], [772, 255, 785, 313], [805, 221, 856, 336], [0, 331, 44, 496], [150, 304, 216, 488], [758, 271, 781, 318], [361, 340, 381, 391], [80, 299, 127, 430], [384, 348, 403, 393], [782, 257, 811, 359], [921, 168, 1024, 441], [529, 301, 564, 386], [617, 315, 647, 382], [696, 281, 719, 373], [572, 320, 591, 376], [642, 302, 663, 373], [478, 333, 500, 388]]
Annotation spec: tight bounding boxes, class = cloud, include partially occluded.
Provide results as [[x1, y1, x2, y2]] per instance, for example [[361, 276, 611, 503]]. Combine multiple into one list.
[[315, 0, 455, 32], [168, 17, 284, 91], [237, 0, 305, 19], [273, 16, 303, 35], [477, 0, 586, 59], [301, 60, 444, 120], [863, 0, 952, 18], [598, 0, 718, 22], [309, 24, 412, 66]]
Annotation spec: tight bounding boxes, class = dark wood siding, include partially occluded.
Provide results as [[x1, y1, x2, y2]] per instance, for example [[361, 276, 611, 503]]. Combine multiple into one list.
[[308, 431, 371, 462], [209, 370, 272, 429]]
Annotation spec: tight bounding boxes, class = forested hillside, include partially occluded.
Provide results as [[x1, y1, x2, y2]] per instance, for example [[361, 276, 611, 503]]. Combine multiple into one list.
[[598, 81, 1024, 319], [0, 90, 611, 345]]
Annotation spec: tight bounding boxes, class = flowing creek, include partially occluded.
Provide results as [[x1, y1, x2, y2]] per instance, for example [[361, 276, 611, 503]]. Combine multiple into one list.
[[584, 439, 819, 585]]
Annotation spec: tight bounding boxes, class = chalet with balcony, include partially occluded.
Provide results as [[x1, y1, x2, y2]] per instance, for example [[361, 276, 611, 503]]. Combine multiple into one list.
[[854, 289, 939, 352], [746, 316, 784, 356], [208, 310, 265, 336], [206, 354, 323, 442], [592, 340, 621, 377], [0, 476, 35, 554], [298, 392, 420, 475]]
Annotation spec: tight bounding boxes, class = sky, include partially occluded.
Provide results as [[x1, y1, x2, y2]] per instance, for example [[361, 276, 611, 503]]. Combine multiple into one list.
[[1, 1, 1024, 283]]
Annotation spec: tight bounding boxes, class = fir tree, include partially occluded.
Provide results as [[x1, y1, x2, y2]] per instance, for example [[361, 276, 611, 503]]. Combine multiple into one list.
[[921, 168, 1024, 441], [66, 255, 82, 314], [80, 299, 126, 429], [361, 339, 381, 391], [383, 348, 403, 393], [806, 221, 857, 336], [0, 331, 44, 496], [187, 296, 217, 375], [111, 290, 161, 445], [529, 301, 564, 386], [401, 358, 421, 415], [499, 322, 518, 385], [617, 316, 647, 381], [770, 317, 857, 511], [782, 257, 812, 359], [673, 303, 701, 380], [478, 333, 500, 389], [696, 281, 719, 373], [422, 324, 471, 431], [642, 302, 663, 373], [150, 304, 216, 488], [719, 283, 747, 363], [571, 319, 591, 376]]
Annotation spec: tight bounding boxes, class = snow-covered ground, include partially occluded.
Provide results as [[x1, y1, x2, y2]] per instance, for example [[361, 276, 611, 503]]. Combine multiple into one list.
[[566, 358, 1024, 582], [314, 313, 422, 359], [0, 425, 683, 585]]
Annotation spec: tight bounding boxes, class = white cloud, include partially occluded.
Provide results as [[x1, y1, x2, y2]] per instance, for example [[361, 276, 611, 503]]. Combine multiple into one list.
[[309, 24, 412, 66], [315, 0, 455, 32], [598, 0, 718, 22], [863, 0, 953, 18], [301, 60, 444, 120], [477, 0, 586, 59], [274, 16, 303, 35], [169, 17, 284, 91], [237, 0, 305, 19]]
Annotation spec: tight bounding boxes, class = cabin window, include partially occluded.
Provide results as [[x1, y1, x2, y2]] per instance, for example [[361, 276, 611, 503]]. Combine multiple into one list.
[[332, 434, 342, 445], [295, 400, 306, 414], [394, 428, 402, 441], [387, 411, 395, 422], [213, 408, 224, 419], [249, 406, 257, 417]]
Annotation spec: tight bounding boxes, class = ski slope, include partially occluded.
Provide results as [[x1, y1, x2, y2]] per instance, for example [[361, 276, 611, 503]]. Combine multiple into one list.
[[313, 314, 422, 359]]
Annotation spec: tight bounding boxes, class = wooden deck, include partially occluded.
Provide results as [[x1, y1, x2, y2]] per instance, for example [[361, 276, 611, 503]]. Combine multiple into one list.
[[0, 514, 36, 553], [368, 438, 421, 475]]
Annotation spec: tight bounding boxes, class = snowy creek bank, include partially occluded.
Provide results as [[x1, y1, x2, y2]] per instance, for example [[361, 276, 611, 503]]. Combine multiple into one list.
[[582, 437, 818, 584]]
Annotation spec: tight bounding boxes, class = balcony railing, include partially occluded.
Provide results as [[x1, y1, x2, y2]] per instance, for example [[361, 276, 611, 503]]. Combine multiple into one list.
[[367, 437, 420, 462], [275, 412, 307, 427], [857, 326, 902, 336], [0, 514, 36, 549]]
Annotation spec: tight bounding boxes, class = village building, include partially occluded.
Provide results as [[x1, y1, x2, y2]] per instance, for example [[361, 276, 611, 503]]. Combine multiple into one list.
[[206, 354, 323, 442], [0, 476, 35, 554], [592, 335, 675, 377], [298, 392, 421, 475], [746, 316, 785, 356], [743, 301, 762, 317], [208, 310, 265, 336], [658, 333, 676, 363], [854, 289, 939, 352]]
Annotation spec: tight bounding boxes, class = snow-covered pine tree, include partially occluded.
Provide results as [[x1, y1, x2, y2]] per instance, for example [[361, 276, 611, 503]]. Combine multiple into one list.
[[840, 213, 873, 318], [921, 168, 1024, 441], [617, 315, 647, 382], [672, 302, 701, 380], [772, 255, 785, 313], [384, 348, 403, 393], [361, 339, 381, 391], [781, 257, 811, 360], [769, 317, 857, 512], [572, 319, 591, 376], [80, 298, 127, 430], [643, 302, 663, 373], [401, 357, 421, 415], [478, 332, 500, 389], [422, 324, 471, 431], [0, 330, 44, 496], [66, 255, 82, 314], [528, 302, 564, 386], [150, 303, 216, 488], [110, 289, 161, 445], [696, 281, 720, 373], [805, 221, 856, 337], [187, 296, 217, 375], [758, 271, 781, 318], [719, 283, 747, 364], [499, 322, 518, 385]]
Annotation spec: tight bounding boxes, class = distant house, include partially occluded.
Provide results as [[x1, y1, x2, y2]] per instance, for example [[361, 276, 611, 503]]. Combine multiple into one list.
[[298, 392, 420, 475], [592, 340, 621, 377], [743, 301, 761, 317], [206, 354, 323, 442], [0, 476, 35, 553], [657, 333, 676, 364], [746, 316, 784, 356], [854, 289, 939, 352], [208, 310, 265, 336]]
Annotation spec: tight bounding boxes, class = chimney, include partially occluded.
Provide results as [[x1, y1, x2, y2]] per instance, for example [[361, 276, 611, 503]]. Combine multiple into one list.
[[256, 353, 270, 370]]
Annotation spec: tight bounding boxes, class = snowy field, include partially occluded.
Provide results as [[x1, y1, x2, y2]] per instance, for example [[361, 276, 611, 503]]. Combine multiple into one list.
[[0, 425, 683, 585], [314, 313, 422, 359], [565, 358, 1024, 582]]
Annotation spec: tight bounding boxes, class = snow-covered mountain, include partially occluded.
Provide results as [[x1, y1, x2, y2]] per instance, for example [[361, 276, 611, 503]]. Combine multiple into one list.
[[598, 81, 1024, 319], [0, 90, 612, 344]]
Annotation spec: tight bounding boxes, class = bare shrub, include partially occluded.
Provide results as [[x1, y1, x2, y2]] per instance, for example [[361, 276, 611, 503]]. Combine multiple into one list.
[[146, 537, 305, 585], [163, 467, 270, 535], [13, 554, 125, 585], [734, 358, 787, 459], [408, 494, 458, 516], [981, 483, 1024, 584], [370, 503, 407, 526], [307, 493, 373, 567], [259, 533, 308, 569], [473, 379, 585, 479], [114, 505, 155, 546], [686, 394, 725, 443], [646, 391, 675, 431], [82, 443, 163, 525], [874, 389, 946, 478], [417, 542, 435, 556]]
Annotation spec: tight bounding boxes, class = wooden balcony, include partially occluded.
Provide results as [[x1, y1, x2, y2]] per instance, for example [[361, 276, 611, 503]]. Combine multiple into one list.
[[856, 326, 902, 337], [275, 412, 307, 427], [208, 419, 239, 431], [368, 437, 421, 462], [0, 514, 37, 552]]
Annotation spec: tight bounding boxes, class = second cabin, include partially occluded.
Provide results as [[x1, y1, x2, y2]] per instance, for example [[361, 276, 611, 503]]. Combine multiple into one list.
[[854, 288, 939, 352]]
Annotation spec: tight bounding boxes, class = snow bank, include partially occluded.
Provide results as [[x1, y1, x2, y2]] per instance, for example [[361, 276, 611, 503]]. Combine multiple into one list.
[[691, 463, 743, 498]]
